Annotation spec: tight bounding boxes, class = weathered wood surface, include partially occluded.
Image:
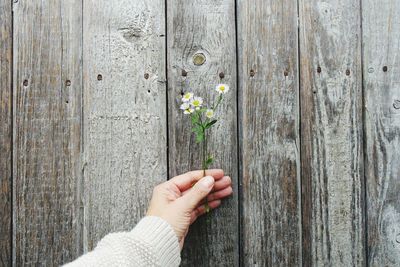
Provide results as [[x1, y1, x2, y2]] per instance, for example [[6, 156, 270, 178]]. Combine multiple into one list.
[[0, 0, 12, 265], [4, 0, 400, 266], [362, 1, 400, 266], [237, 0, 301, 266], [299, 0, 365, 266], [167, 0, 238, 266], [12, 0, 83, 265], [82, 0, 168, 251]]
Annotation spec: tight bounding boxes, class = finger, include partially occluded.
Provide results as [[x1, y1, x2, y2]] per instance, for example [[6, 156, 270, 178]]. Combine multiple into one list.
[[170, 169, 224, 191], [181, 176, 231, 197], [178, 176, 215, 209], [199, 186, 233, 205], [190, 199, 221, 224]]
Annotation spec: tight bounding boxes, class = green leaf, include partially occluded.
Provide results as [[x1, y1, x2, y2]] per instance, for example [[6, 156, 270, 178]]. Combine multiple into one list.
[[191, 125, 202, 133], [195, 134, 204, 143], [205, 119, 217, 129]]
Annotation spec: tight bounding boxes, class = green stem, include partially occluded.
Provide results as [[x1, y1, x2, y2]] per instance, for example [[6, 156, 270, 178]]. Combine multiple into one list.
[[202, 128, 210, 213]]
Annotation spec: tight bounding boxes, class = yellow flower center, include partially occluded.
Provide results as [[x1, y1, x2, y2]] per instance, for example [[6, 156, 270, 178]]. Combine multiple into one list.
[[220, 86, 225, 91], [193, 100, 200, 106]]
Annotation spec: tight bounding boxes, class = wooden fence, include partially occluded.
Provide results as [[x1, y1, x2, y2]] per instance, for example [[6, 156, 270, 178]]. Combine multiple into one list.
[[0, 0, 399, 266]]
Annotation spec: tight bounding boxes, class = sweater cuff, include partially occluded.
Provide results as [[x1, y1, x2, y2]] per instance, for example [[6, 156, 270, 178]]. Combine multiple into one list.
[[131, 216, 181, 266]]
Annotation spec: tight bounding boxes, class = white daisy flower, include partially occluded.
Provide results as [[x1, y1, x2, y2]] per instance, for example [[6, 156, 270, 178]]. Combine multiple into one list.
[[183, 108, 194, 114], [215, 84, 229, 94], [190, 96, 203, 108], [180, 102, 190, 110], [205, 109, 214, 118], [182, 92, 194, 102]]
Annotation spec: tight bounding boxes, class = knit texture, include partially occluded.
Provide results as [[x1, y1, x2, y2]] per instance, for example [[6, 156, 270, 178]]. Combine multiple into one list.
[[64, 216, 181, 267]]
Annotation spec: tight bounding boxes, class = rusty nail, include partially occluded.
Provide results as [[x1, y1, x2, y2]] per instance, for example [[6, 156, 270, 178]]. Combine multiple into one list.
[[284, 70, 289, 77], [144, 73, 149, 79], [181, 69, 187, 77], [97, 74, 103, 81], [250, 69, 255, 77]]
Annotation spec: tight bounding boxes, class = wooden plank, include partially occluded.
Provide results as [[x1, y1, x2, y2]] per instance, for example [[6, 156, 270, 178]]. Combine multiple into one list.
[[299, 0, 365, 265], [82, 0, 167, 251], [0, 0, 12, 265], [362, 1, 400, 265], [167, 0, 238, 265], [237, 0, 301, 265], [12, 0, 83, 265]]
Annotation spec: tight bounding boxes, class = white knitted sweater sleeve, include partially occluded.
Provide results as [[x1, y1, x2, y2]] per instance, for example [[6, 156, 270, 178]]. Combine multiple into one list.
[[63, 216, 181, 267]]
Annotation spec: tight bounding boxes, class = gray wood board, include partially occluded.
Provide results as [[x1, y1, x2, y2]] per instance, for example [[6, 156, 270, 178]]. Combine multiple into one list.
[[12, 0, 83, 265], [167, 0, 239, 266], [299, 0, 365, 266], [237, 0, 302, 266], [0, 0, 12, 265], [362, 0, 400, 266], [82, 0, 168, 251]]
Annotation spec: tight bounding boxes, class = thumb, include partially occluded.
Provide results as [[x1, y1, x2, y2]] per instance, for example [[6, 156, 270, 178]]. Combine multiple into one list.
[[179, 175, 214, 209]]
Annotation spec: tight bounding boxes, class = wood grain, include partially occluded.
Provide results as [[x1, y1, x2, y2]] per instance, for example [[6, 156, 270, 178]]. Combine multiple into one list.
[[362, 1, 400, 265], [299, 0, 365, 265], [82, 0, 168, 251], [237, 0, 301, 266], [12, 0, 83, 265], [167, 0, 238, 265], [0, 0, 12, 265]]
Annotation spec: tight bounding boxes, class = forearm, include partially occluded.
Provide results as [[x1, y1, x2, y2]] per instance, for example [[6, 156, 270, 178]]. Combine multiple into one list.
[[64, 216, 181, 267]]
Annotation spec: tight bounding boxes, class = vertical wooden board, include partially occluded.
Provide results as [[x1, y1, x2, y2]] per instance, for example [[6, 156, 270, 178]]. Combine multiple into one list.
[[12, 0, 82, 265], [167, 0, 238, 265], [362, 1, 400, 265], [237, 0, 301, 266], [82, 0, 167, 251], [0, 0, 12, 265], [299, 0, 365, 266]]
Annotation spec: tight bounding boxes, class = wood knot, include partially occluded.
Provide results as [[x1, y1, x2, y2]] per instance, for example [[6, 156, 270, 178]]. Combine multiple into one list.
[[97, 74, 103, 81], [65, 80, 71, 86], [219, 72, 225, 79], [181, 69, 187, 77], [317, 66, 322, 73], [23, 79, 28, 86], [346, 69, 350, 76], [250, 69, 255, 77], [383, 66, 388, 72], [144, 73, 149, 79], [393, 100, 400, 110], [193, 53, 206, 66]]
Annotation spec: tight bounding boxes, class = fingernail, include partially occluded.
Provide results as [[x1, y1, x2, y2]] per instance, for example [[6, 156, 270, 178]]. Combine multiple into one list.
[[201, 176, 214, 188]]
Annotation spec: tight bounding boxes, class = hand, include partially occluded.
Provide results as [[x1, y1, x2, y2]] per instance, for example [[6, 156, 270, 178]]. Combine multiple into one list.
[[146, 169, 233, 249]]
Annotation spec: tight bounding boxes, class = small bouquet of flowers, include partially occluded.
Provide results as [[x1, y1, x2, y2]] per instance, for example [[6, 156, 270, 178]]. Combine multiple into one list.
[[179, 84, 229, 212]]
